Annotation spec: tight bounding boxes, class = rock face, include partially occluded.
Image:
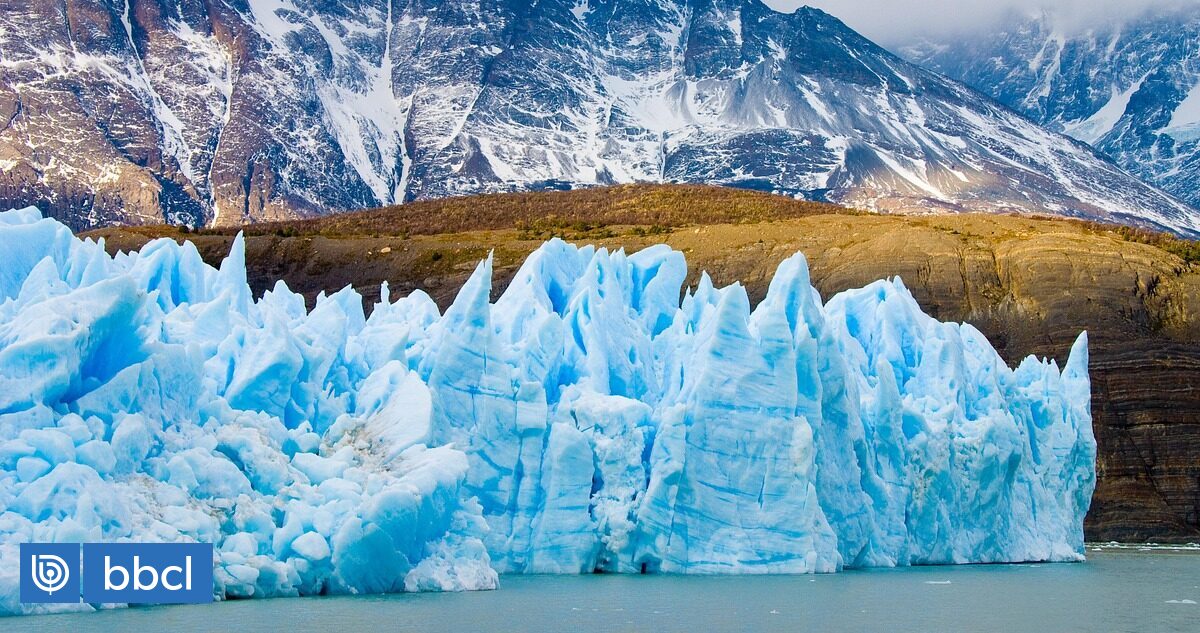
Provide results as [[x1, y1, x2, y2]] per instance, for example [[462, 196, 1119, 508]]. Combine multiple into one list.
[[2, 1, 1198, 234], [904, 9, 1200, 215], [87, 187, 1200, 541]]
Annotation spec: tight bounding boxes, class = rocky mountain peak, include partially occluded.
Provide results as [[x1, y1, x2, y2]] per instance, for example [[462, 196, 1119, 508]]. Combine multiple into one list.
[[1, 0, 1197, 235]]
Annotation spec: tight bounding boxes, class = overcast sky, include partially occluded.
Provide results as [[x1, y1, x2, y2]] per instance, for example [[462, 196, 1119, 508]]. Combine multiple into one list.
[[760, 0, 1200, 45]]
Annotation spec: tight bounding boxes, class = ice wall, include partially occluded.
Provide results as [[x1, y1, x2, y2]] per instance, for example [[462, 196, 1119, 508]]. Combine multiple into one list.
[[0, 208, 1095, 614], [0, 209, 496, 615]]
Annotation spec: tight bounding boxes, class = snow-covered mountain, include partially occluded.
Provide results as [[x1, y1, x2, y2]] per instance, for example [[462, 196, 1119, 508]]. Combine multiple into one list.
[[2, 1, 1197, 235], [905, 8, 1200, 217]]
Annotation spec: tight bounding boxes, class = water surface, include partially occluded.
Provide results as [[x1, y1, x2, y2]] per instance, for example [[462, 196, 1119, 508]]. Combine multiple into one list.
[[10, 550, 1199, 632]]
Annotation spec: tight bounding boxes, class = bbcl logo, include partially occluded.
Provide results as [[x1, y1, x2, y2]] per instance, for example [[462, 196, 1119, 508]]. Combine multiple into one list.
[[20, 544, 79, 603], [21, 542, 213, 605]]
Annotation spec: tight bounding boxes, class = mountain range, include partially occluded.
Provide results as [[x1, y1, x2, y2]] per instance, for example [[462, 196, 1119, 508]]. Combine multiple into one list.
[[905, 8, 1200, 221], [1, 0, 1198, 235]]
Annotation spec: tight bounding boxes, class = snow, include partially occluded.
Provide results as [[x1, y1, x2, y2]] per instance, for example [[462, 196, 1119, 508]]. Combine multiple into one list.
[[168, 20, 233, 108], [725, 12, 743, 47], [799, 79, 835, 124], [571, 1, 590, 23], [7, 0, 1194, 236], [1030, 31, 1067, 100], [243, 0, 409, 207], [600, 69, 690, 134], [244, 0, 302, 42], [0, 208, 1096, 614], [1165, 81, 1200, 142], [873, 149, 947, 200], [1062, 76, 1146, 145], [116, 0, 196, 188]]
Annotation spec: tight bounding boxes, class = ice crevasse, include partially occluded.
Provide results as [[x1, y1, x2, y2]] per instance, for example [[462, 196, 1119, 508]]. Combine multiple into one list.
[[0, 207, 1095, 614]]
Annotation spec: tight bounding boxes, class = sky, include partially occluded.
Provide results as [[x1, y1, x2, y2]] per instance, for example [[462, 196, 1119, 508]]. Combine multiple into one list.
[[760, 0, 1200, 45]]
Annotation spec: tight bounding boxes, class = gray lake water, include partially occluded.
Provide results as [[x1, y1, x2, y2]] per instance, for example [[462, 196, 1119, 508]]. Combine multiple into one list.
[[8, 549, 1199, 633]]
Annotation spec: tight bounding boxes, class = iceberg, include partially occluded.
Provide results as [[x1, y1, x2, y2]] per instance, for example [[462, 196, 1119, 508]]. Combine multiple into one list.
[[0, 208, 1095, 615]]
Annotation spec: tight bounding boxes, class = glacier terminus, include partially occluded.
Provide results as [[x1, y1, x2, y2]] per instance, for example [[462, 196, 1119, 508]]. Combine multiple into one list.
[[0, 207, 1095, 614]]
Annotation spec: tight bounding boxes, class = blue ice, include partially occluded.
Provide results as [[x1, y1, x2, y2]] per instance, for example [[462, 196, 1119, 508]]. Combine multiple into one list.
[[0, 208, 1094, 614]]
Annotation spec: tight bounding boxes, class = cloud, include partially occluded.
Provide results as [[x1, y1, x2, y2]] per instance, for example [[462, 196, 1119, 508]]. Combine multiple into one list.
[[760, 0, 1200, 45]]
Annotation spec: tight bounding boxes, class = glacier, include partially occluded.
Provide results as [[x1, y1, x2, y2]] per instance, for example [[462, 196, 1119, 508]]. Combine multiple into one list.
[[0, 207, 1095, 615]]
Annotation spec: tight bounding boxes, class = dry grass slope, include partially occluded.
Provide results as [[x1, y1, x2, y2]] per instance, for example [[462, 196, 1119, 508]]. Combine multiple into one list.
[[200, 184, 846, 237]]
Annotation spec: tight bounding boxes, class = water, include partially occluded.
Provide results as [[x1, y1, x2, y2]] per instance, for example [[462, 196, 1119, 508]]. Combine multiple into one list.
[[9, 550, 1199, 632]]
